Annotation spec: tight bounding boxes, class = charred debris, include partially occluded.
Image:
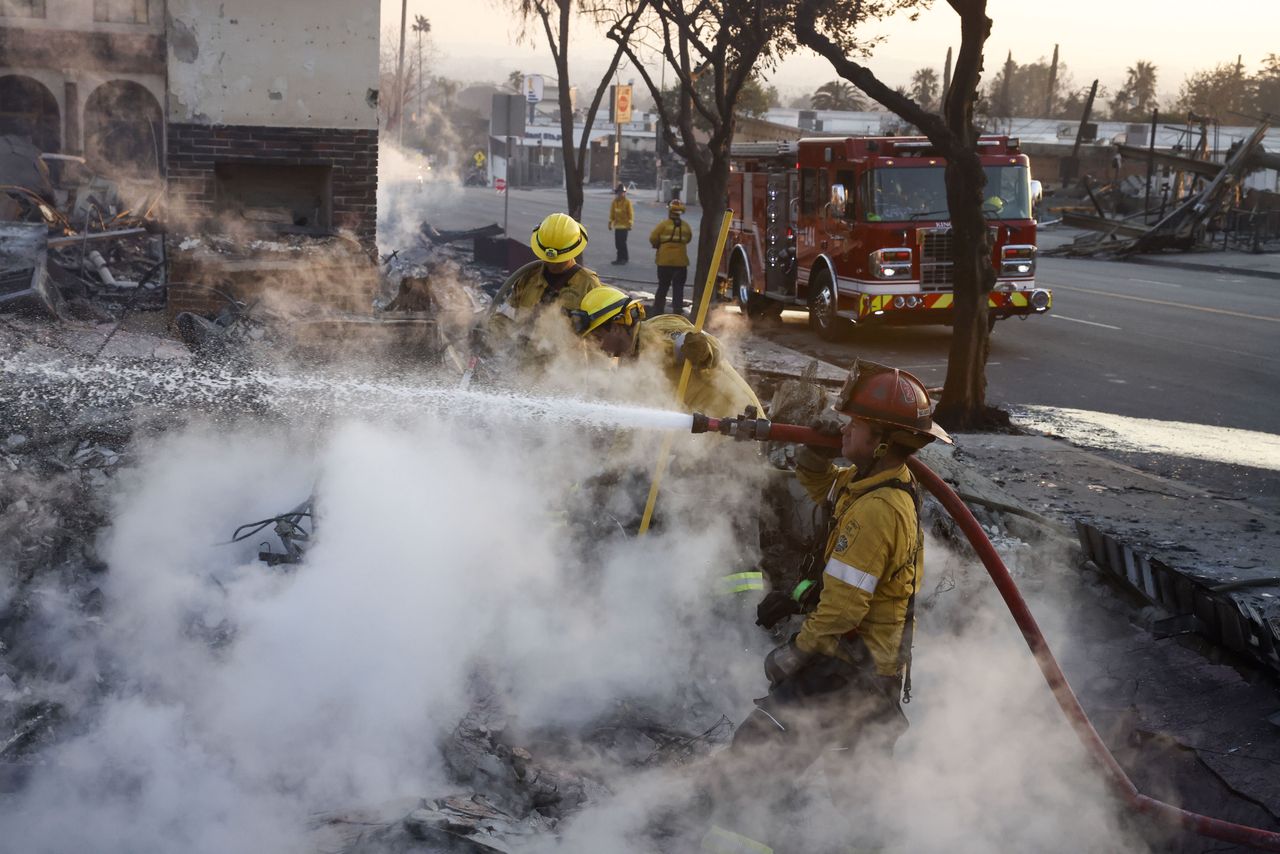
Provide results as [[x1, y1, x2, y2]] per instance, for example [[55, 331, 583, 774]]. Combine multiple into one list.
[[1044, 117, 1280, 257]]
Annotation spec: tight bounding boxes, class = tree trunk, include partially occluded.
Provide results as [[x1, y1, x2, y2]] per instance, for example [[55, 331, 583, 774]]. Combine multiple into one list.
[[935, 147, 995, 429], [794, 0, 1002, 429], [555, 60, 584, 219], [690, 158, 729, 315]]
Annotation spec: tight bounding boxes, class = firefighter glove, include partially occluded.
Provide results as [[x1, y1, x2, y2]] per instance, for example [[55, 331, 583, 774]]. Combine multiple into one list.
[[764, 639, 813, 687], [674, 331, 715, 369], [756, 591, 800, 628], [794, 444, 837, 472], [802, 408, 845, 459]]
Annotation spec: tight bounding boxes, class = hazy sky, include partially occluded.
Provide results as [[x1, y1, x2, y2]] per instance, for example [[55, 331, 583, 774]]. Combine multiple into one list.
[[384, 0, 1278, 101]]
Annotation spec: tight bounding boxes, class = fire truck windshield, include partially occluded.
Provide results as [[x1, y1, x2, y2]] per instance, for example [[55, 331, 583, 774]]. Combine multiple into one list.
[[861, 165, 1031, 222]]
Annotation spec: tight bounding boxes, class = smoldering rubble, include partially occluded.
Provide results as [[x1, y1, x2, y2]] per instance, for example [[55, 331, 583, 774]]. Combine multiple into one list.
[[0, 145, 1163, 854], [0, 304, 1159, 854]]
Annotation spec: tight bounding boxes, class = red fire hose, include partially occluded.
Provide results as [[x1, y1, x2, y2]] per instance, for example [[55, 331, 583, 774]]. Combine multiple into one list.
[[693, 414, 1280, 851]]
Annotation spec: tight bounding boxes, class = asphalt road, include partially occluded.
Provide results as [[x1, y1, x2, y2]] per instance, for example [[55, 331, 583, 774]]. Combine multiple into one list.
[[413, 184, 1280, 436], [411, 183, 692, 290]]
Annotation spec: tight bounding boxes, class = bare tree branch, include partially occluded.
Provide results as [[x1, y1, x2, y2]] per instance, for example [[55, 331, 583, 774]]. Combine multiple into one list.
[[579, 1, 649, 176], [795, 0, 948, 144]]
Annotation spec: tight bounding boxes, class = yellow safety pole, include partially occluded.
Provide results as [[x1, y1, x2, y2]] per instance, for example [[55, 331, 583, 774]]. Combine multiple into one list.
[[637, 209, 734, 536]]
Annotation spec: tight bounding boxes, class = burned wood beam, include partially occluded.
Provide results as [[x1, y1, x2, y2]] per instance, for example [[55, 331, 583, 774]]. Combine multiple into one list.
[[47, 227, 149, 248], [1131, 122, 1271, 254], [1114, 145, 1221, 178], [1060, 212, 1151, 238]]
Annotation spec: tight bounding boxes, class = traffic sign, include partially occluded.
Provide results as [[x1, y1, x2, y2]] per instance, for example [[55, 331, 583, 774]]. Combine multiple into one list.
[[495, 177, 507, 193], [524, 75, 544, 104]]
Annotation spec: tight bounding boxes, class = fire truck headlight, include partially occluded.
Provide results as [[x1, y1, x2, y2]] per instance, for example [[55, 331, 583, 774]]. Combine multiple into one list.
[[907, 295, 921, 308], [893, 296, 905, 308], [1031, 289, 1050, 311], [1000, 245, 1036, 277], [870, 248, 912, 280]]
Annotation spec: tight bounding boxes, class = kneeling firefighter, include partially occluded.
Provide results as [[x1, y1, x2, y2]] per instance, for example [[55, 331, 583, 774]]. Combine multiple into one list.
[[480, 212, 603, 348], [702, 360, 952, 853], [571, 286, 761, 418], [571, 287, 766, 596]]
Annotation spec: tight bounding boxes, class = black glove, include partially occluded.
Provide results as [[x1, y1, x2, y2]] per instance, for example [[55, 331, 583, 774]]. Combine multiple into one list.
[[764, 639, 813, 687], [756, 591, 801, 629]]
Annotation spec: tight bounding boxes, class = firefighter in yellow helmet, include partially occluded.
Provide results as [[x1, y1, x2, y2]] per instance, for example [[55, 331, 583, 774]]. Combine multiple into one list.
[[484, 212, 603, 344], [571, 286, 761, 418], [648, 200, 693, 316], [703, 360, 953, 851]]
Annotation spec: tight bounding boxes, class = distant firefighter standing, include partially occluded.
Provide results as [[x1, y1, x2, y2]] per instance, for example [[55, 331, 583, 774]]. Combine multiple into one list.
[[648, 200, 692, 316], [608, 184, 634, 265]]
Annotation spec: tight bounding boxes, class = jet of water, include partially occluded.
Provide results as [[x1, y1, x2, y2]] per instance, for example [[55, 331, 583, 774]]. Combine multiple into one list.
[[0, 356, 695, 434]]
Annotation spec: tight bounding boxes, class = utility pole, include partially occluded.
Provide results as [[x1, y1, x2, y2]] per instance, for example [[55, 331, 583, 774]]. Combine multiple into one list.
[[1045, 44, 1059, 117], [1063, 79, 1098, 189], [942, 47, 952, 109], [413, 15, 430, 140], [1144, 108, 1159, 220], [611, 79, 628, 191], [396, 0, 408, 146], [655, 62, 665, 202]]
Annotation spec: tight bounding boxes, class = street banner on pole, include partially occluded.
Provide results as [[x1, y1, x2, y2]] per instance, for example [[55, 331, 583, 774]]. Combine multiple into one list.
[[614, 84, 633, 124]]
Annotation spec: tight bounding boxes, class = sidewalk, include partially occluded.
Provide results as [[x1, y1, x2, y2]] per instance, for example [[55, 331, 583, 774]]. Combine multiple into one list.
[[1039, 225, 1280, 280]]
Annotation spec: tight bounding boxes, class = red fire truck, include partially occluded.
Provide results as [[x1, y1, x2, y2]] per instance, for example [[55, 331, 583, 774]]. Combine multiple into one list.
[[721, 135, 1051, 339]]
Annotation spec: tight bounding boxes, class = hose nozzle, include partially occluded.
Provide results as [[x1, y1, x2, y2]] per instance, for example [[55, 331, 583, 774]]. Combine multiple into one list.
[[690, 408, 842, 450], [690, 407, 772, 442]]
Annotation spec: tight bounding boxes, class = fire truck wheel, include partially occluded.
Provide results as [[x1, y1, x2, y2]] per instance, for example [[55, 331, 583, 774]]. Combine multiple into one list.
[[731, 259, 751, 306], [807, 270, 848, 340], [732, 268, 783, 320]]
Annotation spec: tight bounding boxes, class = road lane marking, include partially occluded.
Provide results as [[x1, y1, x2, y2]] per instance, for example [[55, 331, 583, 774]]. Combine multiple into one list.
[[900, 362, 1001, 371], [1127, 277, 1182, 288], [1045, 283, 1280, 323], [1053, 314, 1121, 330]]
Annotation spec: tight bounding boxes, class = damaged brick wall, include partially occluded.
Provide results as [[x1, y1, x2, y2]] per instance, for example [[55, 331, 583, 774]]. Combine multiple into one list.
[[166, 124, 377, 249]]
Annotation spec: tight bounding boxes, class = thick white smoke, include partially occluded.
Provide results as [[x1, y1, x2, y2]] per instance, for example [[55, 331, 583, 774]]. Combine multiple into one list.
[[0, 410, 768, 852], [1, 366, 1151, 852]]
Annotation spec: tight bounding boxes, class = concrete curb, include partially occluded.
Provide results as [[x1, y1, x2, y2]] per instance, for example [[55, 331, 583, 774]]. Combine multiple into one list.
[[1125, 253, 1280, 282]]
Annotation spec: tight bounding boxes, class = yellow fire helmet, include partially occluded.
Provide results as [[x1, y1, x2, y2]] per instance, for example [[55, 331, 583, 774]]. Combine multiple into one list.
[[570, 286, 646, 336], [668, 200, 686, 215], [531, 212, 588, 262]]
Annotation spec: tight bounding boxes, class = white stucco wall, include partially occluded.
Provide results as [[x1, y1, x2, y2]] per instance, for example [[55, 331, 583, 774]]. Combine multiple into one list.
[[165, 0, 379, 130]]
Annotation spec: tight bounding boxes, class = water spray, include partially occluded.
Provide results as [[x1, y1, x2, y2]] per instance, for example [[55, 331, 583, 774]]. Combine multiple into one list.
[[687, 407, 1280, 851]]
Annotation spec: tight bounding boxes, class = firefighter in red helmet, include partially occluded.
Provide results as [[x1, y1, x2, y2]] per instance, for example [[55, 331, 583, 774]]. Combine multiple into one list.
[[703, 360, 951, 851]]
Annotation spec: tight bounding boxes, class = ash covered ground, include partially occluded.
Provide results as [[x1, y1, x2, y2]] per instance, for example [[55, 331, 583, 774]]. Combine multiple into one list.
[[0, 307, 1170, 854]]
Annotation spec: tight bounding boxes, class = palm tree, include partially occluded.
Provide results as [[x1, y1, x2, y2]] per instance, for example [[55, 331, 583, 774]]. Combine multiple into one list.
[[1112, 60, 1158, 119], [1126, 60, 1159, 113], [910, 67, 939, 110], [810, 80, 865, 111]]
